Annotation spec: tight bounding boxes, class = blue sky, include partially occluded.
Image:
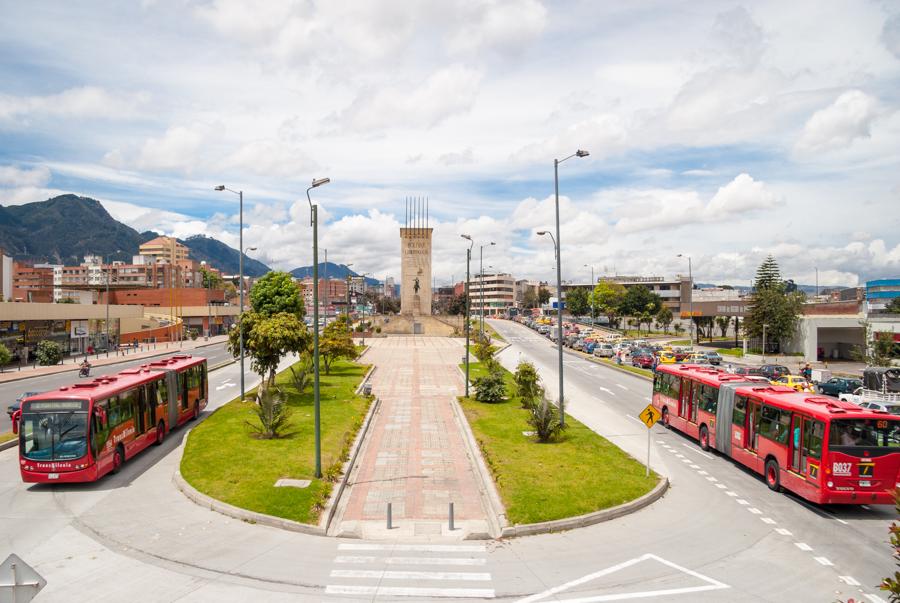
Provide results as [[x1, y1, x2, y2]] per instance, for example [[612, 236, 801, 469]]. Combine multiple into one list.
[[1, 1, 899, 287]]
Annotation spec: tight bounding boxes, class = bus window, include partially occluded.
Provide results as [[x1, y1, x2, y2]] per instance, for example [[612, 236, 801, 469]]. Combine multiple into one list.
[[680, 378, 695, 421], [179, 372, 188, 409], [760, 405, 791, 445], [697, 383, 717, 413], [157, 379, 168, 407], [733, 395, 747, 426]]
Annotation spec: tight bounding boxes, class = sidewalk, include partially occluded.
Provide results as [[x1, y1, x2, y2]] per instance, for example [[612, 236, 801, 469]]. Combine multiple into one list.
[[333, 336, 491, 540], [0, 335, 229, 384]]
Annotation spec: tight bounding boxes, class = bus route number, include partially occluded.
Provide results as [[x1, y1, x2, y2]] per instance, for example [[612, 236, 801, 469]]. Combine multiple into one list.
[[877, 420, 888, 429], [832, 462, 852, 476]]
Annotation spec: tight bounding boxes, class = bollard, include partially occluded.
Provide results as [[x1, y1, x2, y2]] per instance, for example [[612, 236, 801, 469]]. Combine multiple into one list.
[[387, 502, 393, 530], [449, 502, 455, 531]]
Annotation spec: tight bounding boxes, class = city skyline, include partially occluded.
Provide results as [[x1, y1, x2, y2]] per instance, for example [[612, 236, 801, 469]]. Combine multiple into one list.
[[0, 1, 898, 287]]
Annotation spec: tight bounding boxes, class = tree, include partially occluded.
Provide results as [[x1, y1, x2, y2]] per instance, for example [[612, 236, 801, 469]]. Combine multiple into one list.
[[715, 316, 731, 338], [673, 323, 685, 336], [200, 266, 223, 290], [656, 306, 674, 334], [566, 287, 590, 317], [754, 254, 782, 290], [320, 317, 358, 374], [35, 340, 63, 365], [854, 320, 896, 366], [247, 387, 291, 439], [514, 361, 542, 408], [887, 298, 900, 314], [744, 257, 804, 351], [249, 271, 303, 318], [228, 311, 310, 393], [447, 294, 467, 316], [0, 342, 11, 371], [223, 281, 238, 303], [592, 281, 626, 327], [881, 489, 900, 599], [538, 287, 551, 305], [620, 285, 660, 317], [523, 288, 538, 309]]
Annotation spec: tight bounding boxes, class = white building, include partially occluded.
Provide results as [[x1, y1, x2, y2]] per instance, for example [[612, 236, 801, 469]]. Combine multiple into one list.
[[468, 272, 515, 317]]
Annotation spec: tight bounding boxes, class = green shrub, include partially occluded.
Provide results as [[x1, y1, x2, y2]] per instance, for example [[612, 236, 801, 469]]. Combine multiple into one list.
[[288, 355, 312, 395], [514, 361, 542, 408], [473, 341, 496, 363], [247, 387, 292, 439], [0, 343, 11, 369], [35, 340, 63, 365], [473, 366, 507, 403], [528, 398, 566, 443]]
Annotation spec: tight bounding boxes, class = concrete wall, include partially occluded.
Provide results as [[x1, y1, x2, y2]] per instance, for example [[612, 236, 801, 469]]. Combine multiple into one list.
[[0, 301, 143, 320], [786, 315, 865, 361]]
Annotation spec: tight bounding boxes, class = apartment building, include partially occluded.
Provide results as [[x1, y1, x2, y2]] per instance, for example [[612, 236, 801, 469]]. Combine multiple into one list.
[[138, 235, 189, 264], [467, 272, 515, 317]]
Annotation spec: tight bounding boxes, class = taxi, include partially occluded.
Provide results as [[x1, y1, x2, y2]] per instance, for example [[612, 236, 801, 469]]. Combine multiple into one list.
[[771, 375, 815, 393], [657, 351, 677, 364]]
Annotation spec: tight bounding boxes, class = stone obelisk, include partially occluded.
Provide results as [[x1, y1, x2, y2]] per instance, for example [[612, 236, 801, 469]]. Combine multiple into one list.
[[400, 196, 432, 317]]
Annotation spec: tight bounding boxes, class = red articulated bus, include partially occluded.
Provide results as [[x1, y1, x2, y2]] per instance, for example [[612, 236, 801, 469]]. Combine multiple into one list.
[[13, 355, 208, 484], [652, 364, 900, 505]]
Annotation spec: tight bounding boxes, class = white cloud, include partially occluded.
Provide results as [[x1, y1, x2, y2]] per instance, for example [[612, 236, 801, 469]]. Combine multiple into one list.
[[137, 124, 218, 173], [883, 13, 900, 60], [706, 173, 780, 218], [446, 0, 547, 57], [0, 165, 50, 188], [0, 86, 148, 123], [794, 90, 879, 154], [439, 148, 474, 166]]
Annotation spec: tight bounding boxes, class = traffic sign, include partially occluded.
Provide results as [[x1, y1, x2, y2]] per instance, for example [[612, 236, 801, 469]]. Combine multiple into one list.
[[0, 553, 46, 603], [639, 404, 661, 428]]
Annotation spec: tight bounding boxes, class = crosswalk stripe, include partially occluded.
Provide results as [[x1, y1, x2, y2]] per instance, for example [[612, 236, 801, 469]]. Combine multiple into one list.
[[338, 543, 486, 553], [325, 585, 496, 598], [335, 555, 487, 566], [331, 569, 491, 581]]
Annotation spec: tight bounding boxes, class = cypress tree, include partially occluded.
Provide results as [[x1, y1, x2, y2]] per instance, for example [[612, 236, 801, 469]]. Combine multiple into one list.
[[754, 255, 782, 290]]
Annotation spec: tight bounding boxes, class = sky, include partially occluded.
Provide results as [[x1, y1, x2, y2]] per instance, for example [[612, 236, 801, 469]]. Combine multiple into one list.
[[1, 0, 899, 288]]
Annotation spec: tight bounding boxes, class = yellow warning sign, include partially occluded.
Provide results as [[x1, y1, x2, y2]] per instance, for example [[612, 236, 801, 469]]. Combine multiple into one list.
[[639, 404, 662, 428]]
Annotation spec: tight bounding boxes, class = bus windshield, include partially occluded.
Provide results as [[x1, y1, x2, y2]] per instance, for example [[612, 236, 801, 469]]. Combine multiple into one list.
[[20, 406, 89, 461], [829, 419, 900, 449]]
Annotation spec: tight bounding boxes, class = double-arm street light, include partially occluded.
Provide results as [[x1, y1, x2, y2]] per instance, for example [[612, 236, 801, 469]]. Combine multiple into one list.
[[479, 242, 495, 338], [677, 254, 694, 344], [307, 177, 331, 479], [105, 249, 122, 354], [584, 264, 595, 328], [215, 185, 250, 401], [539, 148, 588, 429], [461, 234, 474, 396]]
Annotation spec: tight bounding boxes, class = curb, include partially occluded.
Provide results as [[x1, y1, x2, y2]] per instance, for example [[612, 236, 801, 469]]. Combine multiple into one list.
[[173, 468, 326, 537], [569, 348, 653, 382], [499, 477, 669, 538], [322, 396, 382, 535], [0, 438, 16, 453], [353, 365, 377, 395]]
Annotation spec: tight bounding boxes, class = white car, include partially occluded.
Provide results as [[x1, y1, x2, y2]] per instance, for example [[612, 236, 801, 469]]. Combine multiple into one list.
[[593, 343, 615, 358], [858, 400, 900, 415]]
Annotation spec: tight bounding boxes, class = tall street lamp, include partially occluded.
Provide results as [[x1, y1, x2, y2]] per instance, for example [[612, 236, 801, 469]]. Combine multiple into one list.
[[537, 229, 567, 427], [479, 242, 495, 339], [344, 263, 354, 318], [323, 249, 328, 325], [461, 234, 474, 397], [105, 249, 121, 354], [215, 185, 248, 400], [307, 176, 330, 479], [546, 148, 588, 428], [584, 264, 595, 328], [677, 254, 693, 344]]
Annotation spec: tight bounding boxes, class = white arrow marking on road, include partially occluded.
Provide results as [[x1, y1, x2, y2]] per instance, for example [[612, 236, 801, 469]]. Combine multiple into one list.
[[598, 387, 615, 396], [615, 384, 628, 390], [215, 381, 236, 391]]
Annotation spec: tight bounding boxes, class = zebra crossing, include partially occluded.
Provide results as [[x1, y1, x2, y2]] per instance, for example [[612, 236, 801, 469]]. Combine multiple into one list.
[[326, 543, 495, 599]]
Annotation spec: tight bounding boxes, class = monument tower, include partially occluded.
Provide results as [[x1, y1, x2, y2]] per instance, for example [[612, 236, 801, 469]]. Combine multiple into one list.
[[400, 197, 432, 316]]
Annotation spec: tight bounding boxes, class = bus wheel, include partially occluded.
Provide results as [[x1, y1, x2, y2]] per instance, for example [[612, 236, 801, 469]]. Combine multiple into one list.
[[662, 407, 670, 429], [111, 445, 125, 474], [699, 426, 710, 451], [154, 421, 165, 446], [765, 459, 781, 491]]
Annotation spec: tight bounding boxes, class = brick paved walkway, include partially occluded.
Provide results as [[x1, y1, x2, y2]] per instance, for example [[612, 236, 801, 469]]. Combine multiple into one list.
[[333, 336, 490, 540]]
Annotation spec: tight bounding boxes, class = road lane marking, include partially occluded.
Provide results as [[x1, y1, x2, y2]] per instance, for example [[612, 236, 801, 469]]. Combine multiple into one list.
[[792, 496, 851, 525], [689, 464, 700, 469], [616, 384, 628, 391], [335, 556, 487, 566], [736, 499, 749, 505], [864, 594, 887, 603], [625, 415, 643, 425], [747, 508, 762, 514], [681, 459, 692, 463], [839, 576, 860, 585], [725, 491, 738, 497], [326, 585, 495, 598], [794, 542, 813, 551], [655, 440, 666, 444], [775, 528, 792, 536], [814, 557, 833, 566], [761, 517, 776, 524], [338, 544, 486, 553], [330, 569, 491, 581], [681, 444, 714, 459], [598, 386, 616, 396], [715, 484, 728, 489], [705, 476, 718, 482], [514, 553, 729, 603]]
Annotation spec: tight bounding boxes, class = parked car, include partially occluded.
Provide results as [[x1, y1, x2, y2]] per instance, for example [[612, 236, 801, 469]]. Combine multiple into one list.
[[759, 364, 790, 380], [594, 343, 615, 358], [632, 352, 655, 369], [685, 352, 707, 364], [572, 340, 585, 351], [7, 391, 42, 421], [672, 347, 692, 361], [583, 342, 597, 354], [657, 351, 677, 364], [772, 375, 815, 393], [817, 377, 863, 397], [858, 401, 900, 414], [732, 366, 764, 377], [703, 352, 723, 365]]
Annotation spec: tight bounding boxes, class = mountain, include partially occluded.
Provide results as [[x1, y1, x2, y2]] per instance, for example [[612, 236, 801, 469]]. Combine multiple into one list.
[[0, 194, 271, 275], [291, 262, 380, 286], [0, 194, 142, 264]]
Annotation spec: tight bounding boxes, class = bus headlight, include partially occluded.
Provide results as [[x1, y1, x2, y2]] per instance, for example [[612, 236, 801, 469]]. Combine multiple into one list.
[[827, 481, 834, 488]]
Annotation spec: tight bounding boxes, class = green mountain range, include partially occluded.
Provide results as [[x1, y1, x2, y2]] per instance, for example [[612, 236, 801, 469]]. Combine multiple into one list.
[[0, 194, 270, 276]]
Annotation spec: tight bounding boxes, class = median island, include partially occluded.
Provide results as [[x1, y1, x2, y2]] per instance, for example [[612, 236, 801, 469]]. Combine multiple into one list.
[[459, 356, 658, 525], [180, 357, 371, 524]]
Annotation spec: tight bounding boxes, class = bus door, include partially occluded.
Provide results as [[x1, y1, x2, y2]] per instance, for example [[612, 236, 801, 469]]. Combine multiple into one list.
[[747, 399, 761, 453], [679, 378, 694, 423], [790, 414, 811, 473], [135, 387, 147, 434], [166, 370, 179, 427]]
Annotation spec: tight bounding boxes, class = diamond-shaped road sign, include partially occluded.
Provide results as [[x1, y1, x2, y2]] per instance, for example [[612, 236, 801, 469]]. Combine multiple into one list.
[[0, 554, 47, 603], [639, 404, 662, 428]]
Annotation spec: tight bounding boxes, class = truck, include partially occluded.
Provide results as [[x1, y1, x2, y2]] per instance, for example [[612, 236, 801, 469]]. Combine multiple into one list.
[[839, 367, 900, 405]]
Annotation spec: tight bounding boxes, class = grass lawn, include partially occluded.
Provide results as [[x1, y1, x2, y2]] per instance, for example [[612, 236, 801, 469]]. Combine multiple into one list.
[[460, 362, 657, 525], [181, 358, 371, 524], [718, 348, 744, 357], [0, 431, 15, 445]]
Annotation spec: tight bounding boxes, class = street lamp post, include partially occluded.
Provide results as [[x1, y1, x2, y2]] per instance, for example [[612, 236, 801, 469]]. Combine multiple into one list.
[[215, 185, 249, 401], [323, 249, 328, 325], [307, 177, 331, 479], [543, 148, 588, 428], [104, 249, 121, 354], [584, 264, 595, 328], [461, 234, 474, 396], [538, 230, 566, 426], [361, 272, 371, 344], [479, 242, 495, 339], [677, 254, 694, 344], [344, 264, 354, 318]]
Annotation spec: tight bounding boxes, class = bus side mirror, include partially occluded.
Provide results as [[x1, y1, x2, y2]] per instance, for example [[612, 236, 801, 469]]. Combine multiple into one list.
[[11, 410, 21, 435]]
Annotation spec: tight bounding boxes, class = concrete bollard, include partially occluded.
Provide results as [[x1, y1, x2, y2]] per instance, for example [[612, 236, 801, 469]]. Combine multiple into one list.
[[449, 502, 455, 531], [386, 502, 393, 530]]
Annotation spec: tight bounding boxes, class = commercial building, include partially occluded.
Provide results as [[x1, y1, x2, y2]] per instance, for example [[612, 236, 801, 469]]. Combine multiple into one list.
[[866, 279, 900, 314], [138, 236, 189, 264], [467, 272, 516, 317], [1, 250, 12, 301], [597, 275, 692, 314], [11, 262, 54, 302], [298, 277, 349, 315]]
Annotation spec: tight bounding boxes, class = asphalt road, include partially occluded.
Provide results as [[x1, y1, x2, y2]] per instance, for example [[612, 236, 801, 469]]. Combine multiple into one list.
[[0, 327, 894, 601], [0, 342, 232, 433]]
